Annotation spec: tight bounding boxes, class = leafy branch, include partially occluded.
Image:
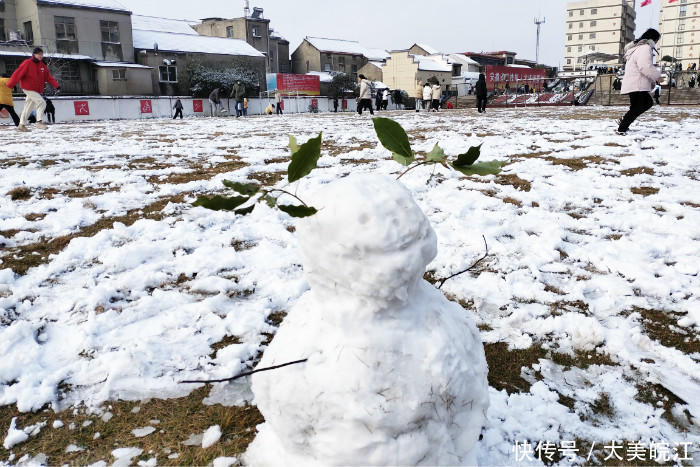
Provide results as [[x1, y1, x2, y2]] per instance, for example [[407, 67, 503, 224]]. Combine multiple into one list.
[[372, 117, 503, 177], [192, 133, 322, 218]]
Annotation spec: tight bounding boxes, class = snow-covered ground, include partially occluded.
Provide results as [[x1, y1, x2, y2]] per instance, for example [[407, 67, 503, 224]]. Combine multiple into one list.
[[1, 106, 699, 465]]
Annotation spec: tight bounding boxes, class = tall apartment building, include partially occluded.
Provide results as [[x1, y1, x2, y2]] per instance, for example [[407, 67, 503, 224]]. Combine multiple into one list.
[[659, 0, 700, 69], [564, 0, 636, 70]]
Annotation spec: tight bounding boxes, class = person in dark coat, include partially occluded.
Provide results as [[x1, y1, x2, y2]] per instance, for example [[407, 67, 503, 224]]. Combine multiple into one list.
[[209, 88, 224, 117], [173, 98, 184, 119], [475, 73, 487, 113], [44, 97, 55, 123]]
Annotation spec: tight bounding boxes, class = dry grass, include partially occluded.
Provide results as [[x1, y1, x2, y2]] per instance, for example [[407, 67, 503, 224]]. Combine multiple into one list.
[[630, 186, 660, 197], [634, 307, 698, 355], [0, 388, 263, 466], [7, 186, 32, 201]]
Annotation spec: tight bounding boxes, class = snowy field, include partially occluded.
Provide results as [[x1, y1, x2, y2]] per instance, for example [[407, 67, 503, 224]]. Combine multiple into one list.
[[1, 106, 699, 465]]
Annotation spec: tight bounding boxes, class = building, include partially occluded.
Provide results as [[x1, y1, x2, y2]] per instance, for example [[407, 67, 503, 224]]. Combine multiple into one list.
[[0, 0, 145, 95], [461, 52, 507, 67], [564, 0, 636, 70], [381, 50, 452, 94], [659, 0, 700, 69], [291, 36, 389, 80], [132, 15, 266, 96], [192, 6, 290, 74]]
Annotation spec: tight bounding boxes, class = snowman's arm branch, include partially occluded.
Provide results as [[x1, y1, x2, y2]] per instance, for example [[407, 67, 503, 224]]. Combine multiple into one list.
[[436, 235, 488, 290], [179, 359, 309, 384]]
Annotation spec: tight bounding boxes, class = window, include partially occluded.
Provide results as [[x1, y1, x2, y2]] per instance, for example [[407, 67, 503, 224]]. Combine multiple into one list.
[[252, 25, 261, 37], [351, 64, 357, 76], [677, 33, 684, 44], [100, 21, 119, 43], [60, 62, 81, 81], [578, 46, 583, 52], [324, 62, 331, 71], [567, 35, 572, 41], [4, 58, 22, 75], [567, 59, 572, 64], [675, 47, 682, 57], [579, 34, 583, 40], [678, 20, 686, 31], [23, 21, 34, 44], [589, 45, 595, 51], [569, 11, 573, 17], [351, 55, 357, 60], [589, 33, 596, 39], [55, 16, 76, 40], [280, 62, 286, 73], [590, 21, 596, 27], [591, 8, 597, 14], [226, 26, 234, 38], [159, 65, 177, 82], [567, 47, 571, 52], [680, 5, 687, 17], [569, 23, 573, 29], [338, 56, 345, 67], [112, 69, 126, 80], [326, 53, 331, 59], [0, 18, 5, 42], [306, 60, 309, 72], [580, 9, 584, 15]]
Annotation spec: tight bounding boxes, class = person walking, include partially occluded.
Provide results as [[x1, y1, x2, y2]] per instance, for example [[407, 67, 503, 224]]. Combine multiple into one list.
[[615, 28, 662, 135], [431, 83, 441, 111], [422, 83, 432, 112], [44, 97, 55, 123], [0, 72, 20, 127], [173, 97, 184, 119], [475, 73, 487, 113], [209, 87, 224, 117], [414, 80, 423, 112], [5, 47, 60, 132], [231, 80, 246, 118], [357, 74, 374, 116], [274, 89, 283, 115], [382, 88, 389, 110], [653, 81, 661, 105]]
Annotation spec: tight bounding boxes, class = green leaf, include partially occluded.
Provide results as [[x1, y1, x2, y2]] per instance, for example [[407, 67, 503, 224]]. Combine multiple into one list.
[[234, 205, 255, 215], [262, 194, 277, 208], [222, 180, 260, 196], [277, 204, 318, 218], [453, 144, 484, 168], [392, 152, 414, 167], [450, 160, 504, 176], [192, 195, 250, 211], [425, 143, 446, 163], [372, 117, 414, 165], [288, 135, 299, 155], [288, 132, 322, 183]]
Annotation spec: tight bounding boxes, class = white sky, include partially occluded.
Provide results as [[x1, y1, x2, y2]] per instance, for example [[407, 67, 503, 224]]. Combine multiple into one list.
[[115, 0, 661, 69]]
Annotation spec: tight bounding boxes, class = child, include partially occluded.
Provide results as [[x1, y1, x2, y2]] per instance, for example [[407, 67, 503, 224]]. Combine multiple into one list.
[[0, 72, 21, 126]]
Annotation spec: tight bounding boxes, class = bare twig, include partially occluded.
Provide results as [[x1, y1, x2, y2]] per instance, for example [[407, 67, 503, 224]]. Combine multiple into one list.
[[179, 359, 308, 384], [436, 235, 488, 289], [396, 161, 430, 180]]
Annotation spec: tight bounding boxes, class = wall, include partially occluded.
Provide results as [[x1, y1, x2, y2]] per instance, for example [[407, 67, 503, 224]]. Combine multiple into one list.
[[1, 95, 358, 124], [96, 67, 153, 96], [291, 40, 321, 74], [0, 0, 19, 35], [35, 4, 134, 62]]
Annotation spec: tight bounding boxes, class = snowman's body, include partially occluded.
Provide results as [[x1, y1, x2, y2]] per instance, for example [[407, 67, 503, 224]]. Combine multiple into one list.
[[245, 174, 489, 466]]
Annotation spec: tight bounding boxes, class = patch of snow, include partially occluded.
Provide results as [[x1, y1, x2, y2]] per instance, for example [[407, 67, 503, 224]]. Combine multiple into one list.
[[131, 426, 156, 438], [202, 425, 222, 448], [3, 418, 29, 449]]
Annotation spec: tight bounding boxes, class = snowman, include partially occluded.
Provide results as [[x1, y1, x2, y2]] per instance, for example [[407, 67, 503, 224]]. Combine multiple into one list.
[[245, 173, 489, 466]]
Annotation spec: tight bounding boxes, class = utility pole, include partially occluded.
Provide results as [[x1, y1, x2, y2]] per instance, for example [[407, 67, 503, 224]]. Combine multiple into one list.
[[534, 16, 546, 65]]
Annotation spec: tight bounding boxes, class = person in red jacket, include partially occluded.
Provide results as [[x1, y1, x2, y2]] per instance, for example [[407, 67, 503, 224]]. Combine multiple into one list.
[[6, 47, 60, 132]]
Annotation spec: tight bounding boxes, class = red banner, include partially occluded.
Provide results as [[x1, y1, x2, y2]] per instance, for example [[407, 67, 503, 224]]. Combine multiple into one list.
[[485, 66, 548, 91], [140, 100, 152, 113], [276, 74, 320, 96], [193, 100, 203, 112], [74, 101, 90, 115]]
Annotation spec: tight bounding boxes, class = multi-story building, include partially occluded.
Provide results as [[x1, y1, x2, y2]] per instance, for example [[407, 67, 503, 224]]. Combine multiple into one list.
[[192, 6, 290, 74], [659, 0, 700, 69], [0, 0, 142, 95], [564, 0, 636, 70], [291, 36, 389, 80]]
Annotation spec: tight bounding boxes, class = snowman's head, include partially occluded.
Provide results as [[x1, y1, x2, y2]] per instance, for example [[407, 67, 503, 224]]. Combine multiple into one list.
[[297, 174, 437, 307]]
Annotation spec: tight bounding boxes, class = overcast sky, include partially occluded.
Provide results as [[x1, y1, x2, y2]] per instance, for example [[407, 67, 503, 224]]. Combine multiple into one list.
[[114, 0, 661, 69]]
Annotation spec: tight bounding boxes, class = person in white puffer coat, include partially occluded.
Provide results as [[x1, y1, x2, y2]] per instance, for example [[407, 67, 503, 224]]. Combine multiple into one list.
[[616, 28, 662, 134]]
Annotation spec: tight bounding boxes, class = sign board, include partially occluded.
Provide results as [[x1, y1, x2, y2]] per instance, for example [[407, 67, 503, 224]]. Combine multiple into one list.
[[74, 101, 90, 115], [193, 100, 203, 112], [484, 66, 547, 91], [266, 73, 321, 96], [140, 100, 152, 113]]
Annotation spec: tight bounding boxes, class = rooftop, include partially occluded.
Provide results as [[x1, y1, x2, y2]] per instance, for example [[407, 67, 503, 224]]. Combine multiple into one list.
[[132, 29, 264, 57], [305, 37, 389, 61], [36, 0, 130, 12], [131, 15, 199, 35]]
